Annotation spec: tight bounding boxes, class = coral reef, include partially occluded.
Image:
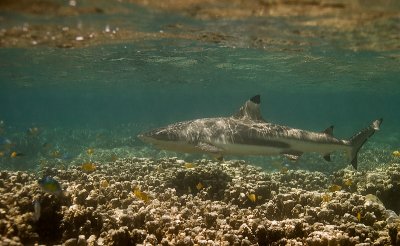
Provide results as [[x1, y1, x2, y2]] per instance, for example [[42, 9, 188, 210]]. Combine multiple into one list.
[[1, 158, 400, 245]]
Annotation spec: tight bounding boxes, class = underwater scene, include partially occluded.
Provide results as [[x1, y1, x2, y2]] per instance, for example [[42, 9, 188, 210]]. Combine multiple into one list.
[[1, 0, 400, 245]]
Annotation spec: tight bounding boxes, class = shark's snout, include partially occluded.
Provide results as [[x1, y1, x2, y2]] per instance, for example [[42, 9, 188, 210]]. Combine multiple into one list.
[[137, 133, 146, 141], [137, 132, 154, 143], [138, 128, 178, 144]]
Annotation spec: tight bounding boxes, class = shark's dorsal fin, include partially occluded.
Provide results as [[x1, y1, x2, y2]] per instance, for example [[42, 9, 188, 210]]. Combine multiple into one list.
[[234, 95, 264, 121], [323, 126, 334, 136]]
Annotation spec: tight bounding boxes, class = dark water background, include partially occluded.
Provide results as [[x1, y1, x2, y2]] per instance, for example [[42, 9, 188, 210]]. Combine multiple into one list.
[[0, 1, 399, 171]]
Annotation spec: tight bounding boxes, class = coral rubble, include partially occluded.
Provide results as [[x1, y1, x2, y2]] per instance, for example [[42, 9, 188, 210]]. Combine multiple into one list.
[[0, 158, 400, 245]]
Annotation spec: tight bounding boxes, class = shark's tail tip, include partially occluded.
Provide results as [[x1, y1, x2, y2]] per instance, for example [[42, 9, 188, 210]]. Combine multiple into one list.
[[372, 118, 383, 131], [349, 118, 383, 170]]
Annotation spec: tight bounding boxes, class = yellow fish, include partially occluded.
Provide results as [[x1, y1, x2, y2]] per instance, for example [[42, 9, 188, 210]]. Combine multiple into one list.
[[50, 150, 61, 158], [110, 154, 118, 162], [357, 212, 361, 222], [196, 182, 204, 190], [392, 150, 400, 157], [100, 179, 109, 188], [0, 151, 4, 157], [133, 187, 150, 203], [247, 193, 257, 202], [322, 193, 332, 203], [344, 179, 353, 187], [87, 148, 94, 155], [280, 167, 288, 174], [328, 184, 342, 192], [10, 151, 24, 158], [81, 162, 96, 172], [184, 162, 196, 168]]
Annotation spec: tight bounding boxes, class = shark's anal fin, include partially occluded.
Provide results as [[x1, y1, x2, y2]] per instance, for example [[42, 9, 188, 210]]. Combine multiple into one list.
[[196, 142, 223, 154]]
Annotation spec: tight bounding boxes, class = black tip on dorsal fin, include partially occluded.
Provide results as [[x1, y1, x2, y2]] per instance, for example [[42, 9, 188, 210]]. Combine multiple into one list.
[[323, 126, 334, 136], [250, 95, 261, 104]]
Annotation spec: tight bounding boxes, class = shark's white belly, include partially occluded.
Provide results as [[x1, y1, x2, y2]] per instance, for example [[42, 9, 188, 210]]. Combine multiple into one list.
[[215, 143, 283, 155], [213, 138, 351, 156]]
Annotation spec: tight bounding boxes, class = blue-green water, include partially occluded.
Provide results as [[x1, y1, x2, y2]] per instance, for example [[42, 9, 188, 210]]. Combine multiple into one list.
[[1, 1, 399, 171]]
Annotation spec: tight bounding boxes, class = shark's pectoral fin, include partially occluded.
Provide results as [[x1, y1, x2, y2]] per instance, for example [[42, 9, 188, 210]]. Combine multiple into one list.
[[283, 151, 303, 162], [323, 154, 331, 162], [196, 142, 223, 154], [284, 154, 301, 161]]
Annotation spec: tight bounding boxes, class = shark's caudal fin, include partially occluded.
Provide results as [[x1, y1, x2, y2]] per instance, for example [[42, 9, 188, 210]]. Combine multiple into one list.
[[349, 118, 382, 169]]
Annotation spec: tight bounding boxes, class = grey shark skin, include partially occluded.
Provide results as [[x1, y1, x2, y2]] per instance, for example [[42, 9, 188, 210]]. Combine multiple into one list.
[[138, 95, 382, 169]]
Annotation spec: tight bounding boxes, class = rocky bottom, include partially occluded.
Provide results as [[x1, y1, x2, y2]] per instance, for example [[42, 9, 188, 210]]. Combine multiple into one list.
[[1, 157, 400, 245]]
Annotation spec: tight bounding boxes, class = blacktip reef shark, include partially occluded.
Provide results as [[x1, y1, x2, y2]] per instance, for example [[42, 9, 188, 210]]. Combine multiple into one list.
[[138, 95, 382, 169]]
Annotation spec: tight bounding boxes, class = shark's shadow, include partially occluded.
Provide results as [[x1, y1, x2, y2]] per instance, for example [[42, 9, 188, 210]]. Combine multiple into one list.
[[166, 168, 232, 200]]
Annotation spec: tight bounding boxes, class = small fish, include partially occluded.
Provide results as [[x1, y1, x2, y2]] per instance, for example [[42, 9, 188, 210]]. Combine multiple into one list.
[[357, 212, 361, 222], [33, 199, 41, 222], [86, 148, 94, 156], [38, 176, 63, 196], [196, 182, 204, 190], [328, 184, 342, 192], [133, 187, 150, 203], [10, 151, 24, 158], [343, 178, 353, 187], [247, 193, 257, 202], [27, 127, 40, 136], [100, 179, 109, 188], [50, 150, 61, 158], [392, 150, 400, 157], [81, 162, 96, 172], [110, 154, 118, 162], [184, 162, 196, 169], [280, 167, 289, 174], [0, 151, 4, 157], [322, 193, 332, 203]]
